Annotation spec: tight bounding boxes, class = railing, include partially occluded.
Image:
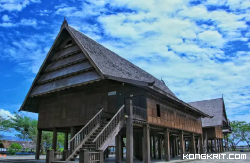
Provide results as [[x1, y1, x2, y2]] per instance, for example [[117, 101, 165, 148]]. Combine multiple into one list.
[[93, 105, 125, 149], [133, 106, 147, 121], [89, 151, 103, 163], [67, 108, 103, 160]]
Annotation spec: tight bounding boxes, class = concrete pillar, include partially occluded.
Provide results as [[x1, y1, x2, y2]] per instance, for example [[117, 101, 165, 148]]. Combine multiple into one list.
[[62, 150, 69, 161], [46, 149, 54, 163], [190, 133, 196, 154], [100, 150, 104, 163], [204, 132, 208, 153], [126, 99, 133, 163], [164, 128, 170, 161], [176, 139, 179, 155], [179, 131, 184, 159], [35, 129, 42, 160], [115, 134, 122, 163], [143, 124, 150, 163]]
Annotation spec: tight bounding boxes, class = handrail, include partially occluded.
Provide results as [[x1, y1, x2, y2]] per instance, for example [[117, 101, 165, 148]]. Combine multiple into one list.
[[92, 105, 124, 143], [69, 108, 103, 143], [66, 108, 103, 161]]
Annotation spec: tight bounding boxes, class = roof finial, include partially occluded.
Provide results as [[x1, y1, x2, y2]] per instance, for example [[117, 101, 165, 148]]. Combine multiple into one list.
[[61, 16, 68, 29], [222, 94, 223, 99], [64, 16, 66, 21]]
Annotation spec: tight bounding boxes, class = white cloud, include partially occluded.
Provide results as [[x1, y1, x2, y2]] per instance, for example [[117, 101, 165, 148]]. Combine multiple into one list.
[[0, 109, 14, 119], [0, 0, 40, 12], [198, 30, 225, 48], [0, 18, 38, 27], [2, 14, 10, 21]]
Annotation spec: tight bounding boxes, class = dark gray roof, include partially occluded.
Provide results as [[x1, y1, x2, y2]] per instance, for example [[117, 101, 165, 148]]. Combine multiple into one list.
[[1, 140, 36, 149], [68, 26, 176, 97], [188, 98, 225, 127]]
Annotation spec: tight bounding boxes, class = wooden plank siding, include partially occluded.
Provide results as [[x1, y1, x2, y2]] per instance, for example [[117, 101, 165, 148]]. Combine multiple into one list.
[[37, 80, 146, 129], [147, 98, 202, 134], [215, 126, 223, 139]]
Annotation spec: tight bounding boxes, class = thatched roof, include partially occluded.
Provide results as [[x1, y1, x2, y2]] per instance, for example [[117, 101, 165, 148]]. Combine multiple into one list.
[[0, 140, 36, 149], [188, 98, 229, 127]]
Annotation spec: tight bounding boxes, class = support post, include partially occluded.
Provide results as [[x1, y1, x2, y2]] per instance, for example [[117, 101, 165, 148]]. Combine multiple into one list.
[[126, 99, 133, 163], [35, 129, 42, 160], [176, 139, 179, 155], [153, 135, 156, 158], [79, 149, 89, 163], [190, 133, 196, 154], [172, 137, 176, 158], [52, 128, 57, 151], [199, 134, 204, 154], [46, 149, 54, 163], [64, 132, 68, 150], [100, 150, 104, 163], [179, 131, 184, 159], [143, 124, 150, 163], [164, 128, 170, 161], [205, 132, 208, 153], [115, 134, 122, 163], [70, 127, 76, 154], [214, 138, 218, 153], [158, 135, 162, 159]]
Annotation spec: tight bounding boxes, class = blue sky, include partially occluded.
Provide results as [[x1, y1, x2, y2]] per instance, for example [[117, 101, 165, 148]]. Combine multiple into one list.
[[0, 0, 250, 138]]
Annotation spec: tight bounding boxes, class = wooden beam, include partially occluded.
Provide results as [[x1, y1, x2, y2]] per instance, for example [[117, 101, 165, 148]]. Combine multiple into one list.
[[164, 128, 170, 161], [143, 124, 150, 163], [126, 99, 133, 163], [52, 128, 57, 151], [179, 131, 184, 159], [172, 137, 176, 158], [35, 129, 42, 160], [115, 134, 122, 163], [190, 133, 196, 154]]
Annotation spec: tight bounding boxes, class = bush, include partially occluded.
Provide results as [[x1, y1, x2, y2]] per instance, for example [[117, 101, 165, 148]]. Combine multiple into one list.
[[8, 148, 16, 155], [10, 143, 22, 150]]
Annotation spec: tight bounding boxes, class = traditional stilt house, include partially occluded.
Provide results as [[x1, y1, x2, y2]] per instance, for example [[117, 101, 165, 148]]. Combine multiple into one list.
[[188, 98, 231, 153], [19, 20, 211, 163]]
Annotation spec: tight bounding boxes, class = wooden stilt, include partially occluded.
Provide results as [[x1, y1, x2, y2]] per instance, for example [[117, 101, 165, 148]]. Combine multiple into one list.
[[158, 135, 162, 159], [164, 128, 170, 161], [199, 134, 204, 154], [179, 131, 184, 159], [52, 128, 57, 151], [70, 126, 75, 154], [172, 137, 176, 158], [190, 133, 196, 154], [35, 129, 42, 160], [205, 132, 208, 153], [126, 99, 133, 163], [214, 138, 217, 153], [150, 136, 152, 158], [64, 133, 68, 150], [143, 124, 150, 163], [153, 135, 156, 159]]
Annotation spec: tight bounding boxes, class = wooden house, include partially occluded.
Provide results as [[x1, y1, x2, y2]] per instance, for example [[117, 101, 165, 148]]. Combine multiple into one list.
[[19, 20, 211, 163], [189, 97, 231, 153]]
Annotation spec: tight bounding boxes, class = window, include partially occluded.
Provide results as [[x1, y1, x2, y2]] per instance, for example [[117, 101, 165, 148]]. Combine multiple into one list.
[[156, 104, 161, 117]]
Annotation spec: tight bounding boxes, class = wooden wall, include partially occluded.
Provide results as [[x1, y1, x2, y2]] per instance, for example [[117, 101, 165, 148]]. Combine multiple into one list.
[[38, 80, 146, 129], [215, 126, 223, 139], [147, 98, 202, 134]]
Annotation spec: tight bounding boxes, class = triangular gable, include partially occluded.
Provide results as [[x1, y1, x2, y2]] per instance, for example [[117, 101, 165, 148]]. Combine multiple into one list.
[[19, 20, 103, 112]]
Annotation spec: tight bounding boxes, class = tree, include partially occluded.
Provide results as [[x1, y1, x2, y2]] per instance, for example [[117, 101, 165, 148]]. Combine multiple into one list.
[[3, 112, 65, 154], [228, 121, 250, 150]]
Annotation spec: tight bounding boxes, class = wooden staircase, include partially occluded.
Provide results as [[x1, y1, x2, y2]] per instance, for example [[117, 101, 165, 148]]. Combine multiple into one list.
[[52, 105, 126, 163]]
